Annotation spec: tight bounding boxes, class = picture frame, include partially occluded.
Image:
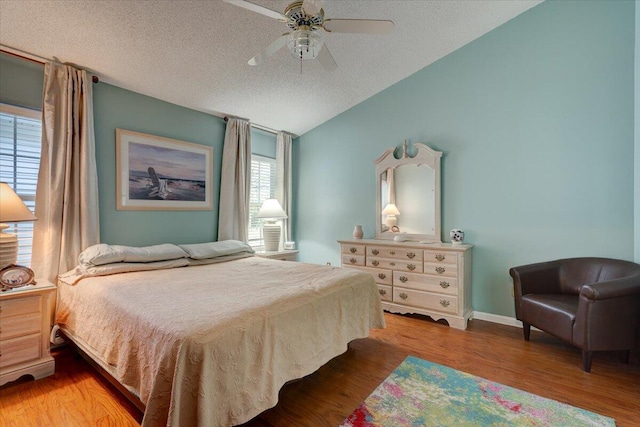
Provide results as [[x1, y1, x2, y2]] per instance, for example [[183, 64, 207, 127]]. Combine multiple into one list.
[[116, 129, 213, 210]]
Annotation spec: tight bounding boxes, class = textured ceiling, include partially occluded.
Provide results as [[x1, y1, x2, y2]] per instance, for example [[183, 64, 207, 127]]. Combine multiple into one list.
[[0, 0, 542, 136]]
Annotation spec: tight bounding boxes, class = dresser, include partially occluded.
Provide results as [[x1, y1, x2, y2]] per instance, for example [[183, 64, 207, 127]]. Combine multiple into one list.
[[0, 281, 56, 386], [339, 239, 472, 330]]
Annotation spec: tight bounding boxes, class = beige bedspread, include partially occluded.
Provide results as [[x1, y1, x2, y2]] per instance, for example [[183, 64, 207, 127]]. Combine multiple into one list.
[[56, 257, 385, 427]]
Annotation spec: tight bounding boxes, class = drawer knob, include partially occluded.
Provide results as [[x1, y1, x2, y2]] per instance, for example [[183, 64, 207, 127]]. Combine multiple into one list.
[[372, 260, 379, 266], [399, 276, 408, 283], [349, 258, 357, 264], [350, 247, 357, 253], [390, 262, 396, 266], [435, 266, 446, 274], [406, 252, 416, 259], [378, 289, 387, 296], [435, 254, 445, 261], [378, 273, 386, 280], [399, 292, 408, 300], [440, 299, 451, 307], [390, 251, 396, 255], [372, 249, 380, 255], [440, 281, 450, 289], [407, 263, 416, 271]]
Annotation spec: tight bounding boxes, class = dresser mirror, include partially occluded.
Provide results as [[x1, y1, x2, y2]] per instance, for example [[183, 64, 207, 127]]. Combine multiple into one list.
[[374, 141, 442, 242]]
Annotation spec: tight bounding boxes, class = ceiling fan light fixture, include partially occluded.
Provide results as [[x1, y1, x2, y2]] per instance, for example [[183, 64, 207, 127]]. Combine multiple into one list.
[[287, 29, 323, 60]]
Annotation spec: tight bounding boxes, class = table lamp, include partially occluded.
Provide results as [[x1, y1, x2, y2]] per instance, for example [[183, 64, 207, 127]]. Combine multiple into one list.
[[382, 203, 400, 228], [0, 182, 37, 269], [256, 199, 287, 252]]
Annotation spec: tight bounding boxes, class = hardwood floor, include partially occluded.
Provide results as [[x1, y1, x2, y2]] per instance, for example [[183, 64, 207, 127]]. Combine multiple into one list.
[[1, 313, 638, 426]]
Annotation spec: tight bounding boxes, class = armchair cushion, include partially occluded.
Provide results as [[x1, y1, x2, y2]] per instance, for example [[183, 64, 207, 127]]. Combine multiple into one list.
[[520, 294, 578, 342]]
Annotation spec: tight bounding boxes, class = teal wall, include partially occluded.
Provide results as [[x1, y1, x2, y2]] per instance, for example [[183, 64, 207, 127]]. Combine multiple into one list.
[[252, 128, 276, 158], [0, 53, 43, 110], [93, 84, 225, 245], [294, 0, 636, 317], [635, 0, 639, 263]]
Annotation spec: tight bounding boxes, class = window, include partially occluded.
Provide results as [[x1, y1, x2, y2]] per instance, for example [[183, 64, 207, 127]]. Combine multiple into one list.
[[0, 104, 42, 266], [248, 155, 276, 247]]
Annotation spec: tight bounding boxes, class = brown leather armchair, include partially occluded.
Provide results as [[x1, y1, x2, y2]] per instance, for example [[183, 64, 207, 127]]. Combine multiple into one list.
[[510, 257, 640, 372]]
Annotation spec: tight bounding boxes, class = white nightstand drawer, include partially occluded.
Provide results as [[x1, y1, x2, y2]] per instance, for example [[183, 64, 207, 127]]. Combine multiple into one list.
[[393, 288, 458, 314], [368, 258, 422, 273], [342, 254, 365, 266], [0, 295, 40, 319], [393, 271, 458, 296], [342, 244, 365, 256], [424, 261, 458, 278], [376, 284, 392, 302], [0, 333, 41, 367], [367, 247, 423, 262], [424, 250, 458, 265], [0, 312, 40, 340]]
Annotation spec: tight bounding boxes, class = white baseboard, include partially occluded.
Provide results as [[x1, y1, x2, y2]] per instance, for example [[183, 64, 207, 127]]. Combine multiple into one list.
[[472, 311, 541, 331], [473, 311, 522, 327]]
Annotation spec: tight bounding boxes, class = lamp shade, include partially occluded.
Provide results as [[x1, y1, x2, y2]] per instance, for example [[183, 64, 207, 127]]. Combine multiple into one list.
[[0, 182, 37, 222], [256, 199, 287, 220], [382, 203, 400, 216]]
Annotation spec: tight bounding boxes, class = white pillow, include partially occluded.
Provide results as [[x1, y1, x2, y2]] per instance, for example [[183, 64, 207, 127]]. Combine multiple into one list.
[[179, 240, 254, 260], [78, 243, 187, 267], [59, 258, 190, 286]]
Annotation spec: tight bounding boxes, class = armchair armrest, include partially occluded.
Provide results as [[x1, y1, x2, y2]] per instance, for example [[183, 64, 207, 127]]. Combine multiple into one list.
[[574, 274, 640, 350], [580, 274, 640, 300], [509, 260, 563, 297]]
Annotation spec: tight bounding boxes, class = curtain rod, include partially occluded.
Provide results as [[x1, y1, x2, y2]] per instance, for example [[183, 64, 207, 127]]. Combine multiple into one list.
[[224, 116, 296, 138], [0, 45, 99, 83]]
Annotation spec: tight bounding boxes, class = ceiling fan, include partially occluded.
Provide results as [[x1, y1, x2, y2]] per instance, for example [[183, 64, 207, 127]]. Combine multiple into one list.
[[224, 0, 394, 71]]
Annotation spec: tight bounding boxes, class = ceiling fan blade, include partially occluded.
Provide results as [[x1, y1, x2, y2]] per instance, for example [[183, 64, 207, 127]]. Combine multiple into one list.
[[302, 0, 323, 16], [323, 19, 394, 34], [224, 0, 287, 21], [248, 34, 289, 66], [317, 44, 337, 71]]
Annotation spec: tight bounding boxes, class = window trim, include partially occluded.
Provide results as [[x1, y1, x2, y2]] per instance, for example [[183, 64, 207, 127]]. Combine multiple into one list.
[[248, 154, 276, 249], [0, 102, 42, 266], [0, 103, 40, 120]]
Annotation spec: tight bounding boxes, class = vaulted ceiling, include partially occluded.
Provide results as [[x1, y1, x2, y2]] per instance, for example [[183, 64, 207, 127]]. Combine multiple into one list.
[[0, 0, 542, 135]]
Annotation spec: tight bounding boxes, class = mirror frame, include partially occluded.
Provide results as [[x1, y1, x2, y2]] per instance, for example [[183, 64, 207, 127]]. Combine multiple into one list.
[[374, 142, 442, 242]]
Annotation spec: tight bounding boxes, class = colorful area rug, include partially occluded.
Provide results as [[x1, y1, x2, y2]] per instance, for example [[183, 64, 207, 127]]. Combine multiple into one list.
[[341, 356, 615, 427]]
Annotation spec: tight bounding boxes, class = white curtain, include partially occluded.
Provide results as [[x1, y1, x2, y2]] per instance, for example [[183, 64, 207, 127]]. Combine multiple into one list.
[[275, 131, 292, 243], [218, 118, 252, 242], [32, 62, 100, 282]]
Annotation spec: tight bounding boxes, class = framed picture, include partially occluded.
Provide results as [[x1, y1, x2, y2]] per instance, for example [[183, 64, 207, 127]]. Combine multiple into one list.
[[116, 129, 213, 210]]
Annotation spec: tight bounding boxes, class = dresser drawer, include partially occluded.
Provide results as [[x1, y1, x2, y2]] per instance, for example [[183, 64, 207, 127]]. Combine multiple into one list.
[[376, 284, 392, 302], [367, 247, 423, 262], [342, 254, 365, 266], [367, 258, 423, 273], [0, 295, 40, 319], [0, 312, 40, 340], [342, 244, 365, 256], [424, 261, 458, 278], [393, 288, 458, 314], [0, 333, 41, 367], [371, 268, 393, 285], [424, 250, 458, 266], [393, 272, 458, 295]]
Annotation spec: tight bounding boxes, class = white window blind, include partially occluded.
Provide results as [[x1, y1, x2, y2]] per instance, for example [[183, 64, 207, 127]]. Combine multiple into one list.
[[248, 155, 276, 247], [0, 104, 42, 267]]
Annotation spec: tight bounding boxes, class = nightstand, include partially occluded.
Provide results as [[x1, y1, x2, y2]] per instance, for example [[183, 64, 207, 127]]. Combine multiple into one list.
[[0, 280, 56, 386], [255, 250, 299, 261]]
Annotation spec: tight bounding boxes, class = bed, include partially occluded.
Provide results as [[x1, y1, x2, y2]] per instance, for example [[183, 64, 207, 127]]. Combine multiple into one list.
[[55, 241, 385, 427]]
